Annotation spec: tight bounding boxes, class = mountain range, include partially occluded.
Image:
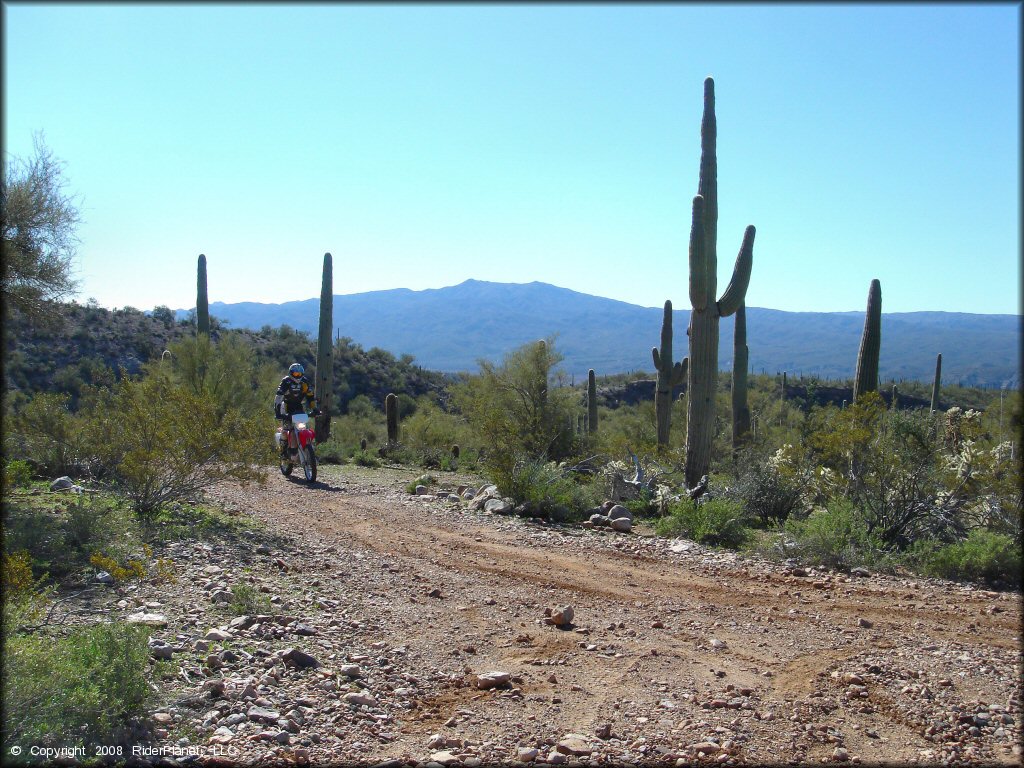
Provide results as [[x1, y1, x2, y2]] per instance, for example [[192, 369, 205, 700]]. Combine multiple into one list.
[[176, 280, 1021, 388]]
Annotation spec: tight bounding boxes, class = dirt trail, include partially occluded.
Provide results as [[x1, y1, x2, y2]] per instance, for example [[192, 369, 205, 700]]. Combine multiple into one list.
[[201, 465, 1022, 766]]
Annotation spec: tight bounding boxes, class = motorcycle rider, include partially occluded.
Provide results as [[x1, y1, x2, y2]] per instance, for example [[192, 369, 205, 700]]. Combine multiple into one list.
[[275, 363, 319, 457]]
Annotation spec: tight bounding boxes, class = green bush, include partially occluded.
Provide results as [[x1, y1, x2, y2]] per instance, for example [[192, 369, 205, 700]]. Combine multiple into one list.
[[452, 338, 579, 486], [82, 375, 270, 518], [731, 460, 804, 526], [350, 449, 382, 468], [3, 459, 33, 489], [5, 392, 88, 476], [920, 530, 1022, 588], [505, 458, 598, 523], [782, 498, 878, 570], [3, 621, 151, 752], [405, 474, 437, 494], [229, 583, 273, 615], [655, 497, 751, 548]]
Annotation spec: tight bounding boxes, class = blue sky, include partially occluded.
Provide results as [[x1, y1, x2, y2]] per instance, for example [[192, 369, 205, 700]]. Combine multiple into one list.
[[3, 3, 1020, 314]]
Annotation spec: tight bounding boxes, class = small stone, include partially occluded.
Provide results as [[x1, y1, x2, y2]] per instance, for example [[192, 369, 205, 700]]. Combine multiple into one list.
[[126, 612, 168, 627], [344, 692, 378, 707], [282, 647, 319, 668], [475, 671, 512, 690], [551, 605, 575, 627], [517, 747, 539, 762], [710, 638, 727, 649], [607, 505, 633, 521], [832, 747, 850, 762], [556, 734, 593, 755], [340, 664, 362, 678], [689, 742, 721, 754], [95, 571, 114, 585], [595, 723, 612, 739], [247, 706, 281, 723], [610, 517, 632, 533], [205, 628, 232, 641], [857, 618, 873, 629], [50, 476, 75, 491]]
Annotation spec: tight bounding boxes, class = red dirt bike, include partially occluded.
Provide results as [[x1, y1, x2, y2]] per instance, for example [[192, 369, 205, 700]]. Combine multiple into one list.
[[276, 411, 318, 483]]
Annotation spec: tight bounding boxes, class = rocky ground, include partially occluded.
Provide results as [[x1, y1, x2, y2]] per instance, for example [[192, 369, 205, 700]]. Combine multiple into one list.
[[66, 464, 1022, 767]]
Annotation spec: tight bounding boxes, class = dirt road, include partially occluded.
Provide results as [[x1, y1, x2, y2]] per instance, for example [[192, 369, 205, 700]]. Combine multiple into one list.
[[181, 464, 1022, 766]]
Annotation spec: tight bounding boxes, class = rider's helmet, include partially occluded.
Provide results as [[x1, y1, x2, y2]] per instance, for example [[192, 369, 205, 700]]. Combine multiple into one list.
[[289, 363, 304, 378]]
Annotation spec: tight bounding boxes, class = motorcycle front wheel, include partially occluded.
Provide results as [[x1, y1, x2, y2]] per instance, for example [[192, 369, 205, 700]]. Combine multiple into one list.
[[301, 445, 317, 483]]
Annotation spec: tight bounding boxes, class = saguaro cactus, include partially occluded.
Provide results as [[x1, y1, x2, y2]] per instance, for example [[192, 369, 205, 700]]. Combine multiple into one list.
[[587, 369, 598, 435], [652, 300, 687, 448], [853, 279, 882, 402], [385, 393, 399, 445], [684, 77, 755, 488], [930, 353, 942, 413], [315, 253, 333, 440], [196, 254, 210, 336], [731, 302, 751, 451]]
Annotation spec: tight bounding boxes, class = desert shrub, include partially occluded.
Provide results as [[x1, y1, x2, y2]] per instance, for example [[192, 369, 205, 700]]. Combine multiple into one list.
[[229, 583, 273, 615], [918, 530, 1021, 588], [655, 497, 750, 548], [315, 438, 347, 464], [3, 459, 33, 489], [81, 375, 269, 518], [3, 621, 151, 753], [405, 473, 438, 494], [5, 392, 88, 476], [452, 338, 579, 487], [505, 458, 599, 523], [350, 449, 382, 468], [781, 498, 879, 570], [730, 460, 805, 526]]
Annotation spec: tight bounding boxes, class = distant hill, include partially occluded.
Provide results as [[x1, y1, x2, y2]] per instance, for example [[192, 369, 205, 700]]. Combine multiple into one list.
[[177, 280, 1021, 388]]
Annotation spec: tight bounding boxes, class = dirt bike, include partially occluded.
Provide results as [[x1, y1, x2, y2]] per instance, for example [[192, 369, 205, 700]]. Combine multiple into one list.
[[276, 411, 318, 483]]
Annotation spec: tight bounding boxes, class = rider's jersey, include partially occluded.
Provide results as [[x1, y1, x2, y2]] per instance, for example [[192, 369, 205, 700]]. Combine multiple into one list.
[[276, 375, 316, 413]]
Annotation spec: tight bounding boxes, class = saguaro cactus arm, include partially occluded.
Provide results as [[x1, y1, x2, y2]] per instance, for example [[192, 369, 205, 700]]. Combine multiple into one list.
[[717, 225, 755, 317]]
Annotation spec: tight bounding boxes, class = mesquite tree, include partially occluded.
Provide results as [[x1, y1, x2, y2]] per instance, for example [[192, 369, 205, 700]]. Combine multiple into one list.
[[684, 77, 755, 488], [315, 253, 333, 440], [652, 300, 687, 448], [853, 279, 882, 402]]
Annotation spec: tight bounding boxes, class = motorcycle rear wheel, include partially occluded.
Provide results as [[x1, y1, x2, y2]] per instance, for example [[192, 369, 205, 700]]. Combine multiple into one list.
[[279, 459, 293, 477]]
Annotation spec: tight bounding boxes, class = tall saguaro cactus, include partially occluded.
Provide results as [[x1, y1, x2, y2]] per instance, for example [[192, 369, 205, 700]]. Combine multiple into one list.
[[385, 393, 399, 445], [315, 253, 333, 440], [652, 300, 687, 448], [587, 369, 598, 435], [684, 77, 755, 488], [731, 302, 751, 452], [196, 254, 210, 336], [930, 353, 942, 413], [853, 279, 882, 402]]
